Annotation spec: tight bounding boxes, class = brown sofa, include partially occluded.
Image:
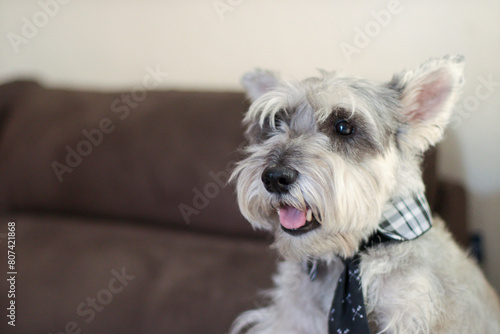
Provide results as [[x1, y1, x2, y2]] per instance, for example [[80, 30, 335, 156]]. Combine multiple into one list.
[[0, 81, 468, 334]]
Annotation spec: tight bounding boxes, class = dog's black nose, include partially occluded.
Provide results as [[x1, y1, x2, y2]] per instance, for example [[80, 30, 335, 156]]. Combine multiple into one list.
[[261, 165, 298, 194]]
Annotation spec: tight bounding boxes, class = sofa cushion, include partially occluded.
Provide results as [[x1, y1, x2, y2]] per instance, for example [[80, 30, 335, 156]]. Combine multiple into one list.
[[0, 81, 258, 238], [0, 213, 276, 334]]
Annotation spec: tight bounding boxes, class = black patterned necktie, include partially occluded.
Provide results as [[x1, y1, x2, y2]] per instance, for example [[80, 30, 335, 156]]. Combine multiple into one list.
[[328, 233, 393, 334]]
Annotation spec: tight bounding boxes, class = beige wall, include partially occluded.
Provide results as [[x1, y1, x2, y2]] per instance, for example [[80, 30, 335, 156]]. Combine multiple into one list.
[[1, 0, 499, 291]]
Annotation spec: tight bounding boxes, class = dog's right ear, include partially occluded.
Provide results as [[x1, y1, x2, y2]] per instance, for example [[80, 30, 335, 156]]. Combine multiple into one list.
[[241, 69, 279, 102]]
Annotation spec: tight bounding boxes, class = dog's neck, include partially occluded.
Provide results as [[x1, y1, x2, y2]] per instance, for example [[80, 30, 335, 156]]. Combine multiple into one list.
[[305, 191, 432, 280]]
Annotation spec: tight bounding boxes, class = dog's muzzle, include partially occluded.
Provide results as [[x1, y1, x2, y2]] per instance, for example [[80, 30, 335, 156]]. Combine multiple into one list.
[[261, 165, 320, 236]]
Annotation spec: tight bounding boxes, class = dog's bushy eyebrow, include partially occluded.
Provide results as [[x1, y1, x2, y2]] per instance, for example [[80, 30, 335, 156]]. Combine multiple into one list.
[[245, 93, 288, 128], [244, 82, 307, 128]]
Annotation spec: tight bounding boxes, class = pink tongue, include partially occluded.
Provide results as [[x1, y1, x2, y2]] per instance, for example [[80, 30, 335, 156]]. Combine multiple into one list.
[[279, 206, 307, 229]]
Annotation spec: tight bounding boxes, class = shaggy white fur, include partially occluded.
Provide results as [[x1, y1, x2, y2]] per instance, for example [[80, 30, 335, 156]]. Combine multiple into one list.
[[230, 56, 500, 333]]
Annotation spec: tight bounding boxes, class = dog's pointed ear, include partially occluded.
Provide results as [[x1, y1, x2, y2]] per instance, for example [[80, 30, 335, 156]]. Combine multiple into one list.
[[241, 69, 279, 101], [389, 55, 465, 153]]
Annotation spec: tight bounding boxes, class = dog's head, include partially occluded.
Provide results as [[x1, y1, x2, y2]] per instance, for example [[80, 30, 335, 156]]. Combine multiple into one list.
[[231, 56, 464, 261]]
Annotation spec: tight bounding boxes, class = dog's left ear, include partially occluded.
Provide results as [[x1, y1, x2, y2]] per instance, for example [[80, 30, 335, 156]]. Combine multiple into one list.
[[389, 55, 465, 153], [241, 69, 279, 102]]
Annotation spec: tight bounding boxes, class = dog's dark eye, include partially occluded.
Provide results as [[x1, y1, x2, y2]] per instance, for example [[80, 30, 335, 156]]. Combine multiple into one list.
[[335, 120, 354, 136], [273, 110, 286, 128], [274, 114, 282, 126]]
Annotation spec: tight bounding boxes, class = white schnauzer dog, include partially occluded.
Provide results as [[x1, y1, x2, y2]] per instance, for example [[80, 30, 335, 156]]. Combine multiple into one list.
[[229, 55, 500, 334]]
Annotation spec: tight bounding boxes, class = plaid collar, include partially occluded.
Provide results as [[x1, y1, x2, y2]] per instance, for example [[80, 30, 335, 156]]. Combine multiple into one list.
[[377, 191, 432, 241]]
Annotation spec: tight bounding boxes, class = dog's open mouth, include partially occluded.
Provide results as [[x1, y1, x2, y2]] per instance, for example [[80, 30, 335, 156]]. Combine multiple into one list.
[[278, 205, 320, 236]]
